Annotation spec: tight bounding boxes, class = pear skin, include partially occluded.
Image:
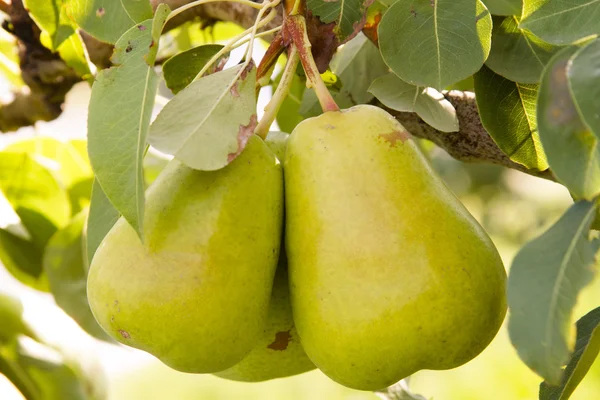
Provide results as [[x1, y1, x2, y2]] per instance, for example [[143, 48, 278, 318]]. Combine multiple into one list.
[[284, 105, 507, 390], [215, 250, 315, 382], [87, 135, 283, 373]]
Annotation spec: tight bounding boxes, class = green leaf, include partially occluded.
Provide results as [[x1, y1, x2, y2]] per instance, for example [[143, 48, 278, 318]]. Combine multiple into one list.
[[43, 211, 112, 342], [0, 37, 24, 87], [330, 33, 390, 105], [0, 291, 36, 342], [66, 0, 153, 44], [482, 0, 522, 15], [521, 0, 600, 45], [306, 0, 373, 43], [379, 0, 492, 89], [0, 152, 70, 234], [474, 65, 547, 170], [86, 179, 119, 265], [537, 46, 600, 199], [149, 64, 258, 171], [24, 0, 74, 50], [275, 72, 305, 133], [486, 16, 563, 84], [162, 44, 225, 94], [87, 19, 159, 239], [0, 228, 47, 291], [508, 200, 599, 385], [368, 72, 459, 132], [567, 38, 600, 140], [57, 32, 92, 79], [540, 307, 600, 400]]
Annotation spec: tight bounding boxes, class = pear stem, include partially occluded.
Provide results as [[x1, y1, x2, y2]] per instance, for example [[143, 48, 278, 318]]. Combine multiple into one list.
[[254, 46, 300, 138], [284, 15, 339, 113]]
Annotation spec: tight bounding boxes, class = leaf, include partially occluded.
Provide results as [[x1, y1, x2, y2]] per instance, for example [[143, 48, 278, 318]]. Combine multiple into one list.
[[486, 15, 563, 84], [567, 38, 600, 140], [474, 65, 547, 170], [330, 33, 390, 104], [508, 200, 599, 385], [23, 0, 74, 50], [67, 0, 153, 44], [87, 19, 159, 239], [0, 36, 24, 87], [375, 378, 428, 400], [482, 0, 522, 15], [86, 179, 120, 265], [275, 72, 306, 132], [537, 46, 600, 200], [379, 0, 492, 89], [0, 229, 47, 291], [368, 72, 459, 132], [306, 0, 373, 43], [540, 307, 600, 400], [162, 44, 225, 94], [0, 291, 37, 342], [149, 63, 258, 171], [57, 31, 92, 79], [43, 211, 112, 342], [520, 0, 600, 45], [0, 152, 70, 236]]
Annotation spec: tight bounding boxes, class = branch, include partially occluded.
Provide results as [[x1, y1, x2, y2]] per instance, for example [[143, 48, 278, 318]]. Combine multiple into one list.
[[1, 0, 556, 184], [377, 91, 556, 181]]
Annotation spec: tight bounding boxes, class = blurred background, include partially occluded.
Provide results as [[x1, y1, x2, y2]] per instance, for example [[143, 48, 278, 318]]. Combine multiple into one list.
[[0, 27, 599, 400]]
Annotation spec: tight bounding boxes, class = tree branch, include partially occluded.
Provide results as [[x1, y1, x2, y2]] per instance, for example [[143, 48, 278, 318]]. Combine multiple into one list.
[[377, 91, 555, 181], [0, 0, 555, 183]]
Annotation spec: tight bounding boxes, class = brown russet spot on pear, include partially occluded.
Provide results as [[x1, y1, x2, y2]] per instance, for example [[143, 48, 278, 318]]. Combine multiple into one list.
[[284, 105, 507, 390]]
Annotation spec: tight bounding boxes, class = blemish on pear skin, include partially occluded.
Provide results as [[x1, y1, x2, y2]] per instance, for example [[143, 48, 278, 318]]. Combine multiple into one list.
[[267, 330, 291, 351], [379, 130, 409, 147], [118, 330, 131, 339]]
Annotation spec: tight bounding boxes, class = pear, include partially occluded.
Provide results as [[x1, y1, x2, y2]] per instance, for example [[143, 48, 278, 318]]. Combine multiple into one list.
[[87, 135, 283, 373], [215, 250, 315, 381], [284, 105, 507, 390]]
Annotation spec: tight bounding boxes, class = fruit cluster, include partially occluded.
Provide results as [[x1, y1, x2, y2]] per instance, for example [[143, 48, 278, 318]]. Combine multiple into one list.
[[88, 105, 507, 391]]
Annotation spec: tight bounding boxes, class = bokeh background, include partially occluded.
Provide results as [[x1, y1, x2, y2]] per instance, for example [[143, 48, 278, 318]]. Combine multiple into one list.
[[1, 25, 599, 400]]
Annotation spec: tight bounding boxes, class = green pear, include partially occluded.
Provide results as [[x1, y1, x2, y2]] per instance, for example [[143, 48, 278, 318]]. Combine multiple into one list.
[[215, 250, 315, 382], [87, 135, 283, 373], [284, 105, 507, 390]]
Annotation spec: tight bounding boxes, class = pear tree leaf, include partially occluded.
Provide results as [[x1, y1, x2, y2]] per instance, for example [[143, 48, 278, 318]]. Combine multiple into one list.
[[43, 211, 113, 342], [567, 38, 600, 140], [162, 44, 225, 94], [537, 47, 600, 200], [149, 63, 258, 171], [540, 307, 600, 400], [486, 16, 563, 84], [474, 65, 547, 170], [306, 0, 373, 43], [87, 18, 161, 239], [482, 0, 522, 15], [330, 33, 390, 104], [0, 37, 24, 87], [0, 229, 47, 291], [379, 0, 492, 89], [368, 72, 459, 133], [57, 31, 92, 80], [66, 0, 153, 44], [0, 152, 70, 235], [508, 200, 599, 385], [0, 291, 37, 342], [23, 0, 74, 50], [86, 179, 120, 265], [520, 0, 600, 45]]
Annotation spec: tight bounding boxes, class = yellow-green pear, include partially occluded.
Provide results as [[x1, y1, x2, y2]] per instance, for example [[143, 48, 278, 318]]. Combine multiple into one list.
[[284, 105, 507, 390], [87, 135, 283, 373], [215, 250, 315, 381]]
